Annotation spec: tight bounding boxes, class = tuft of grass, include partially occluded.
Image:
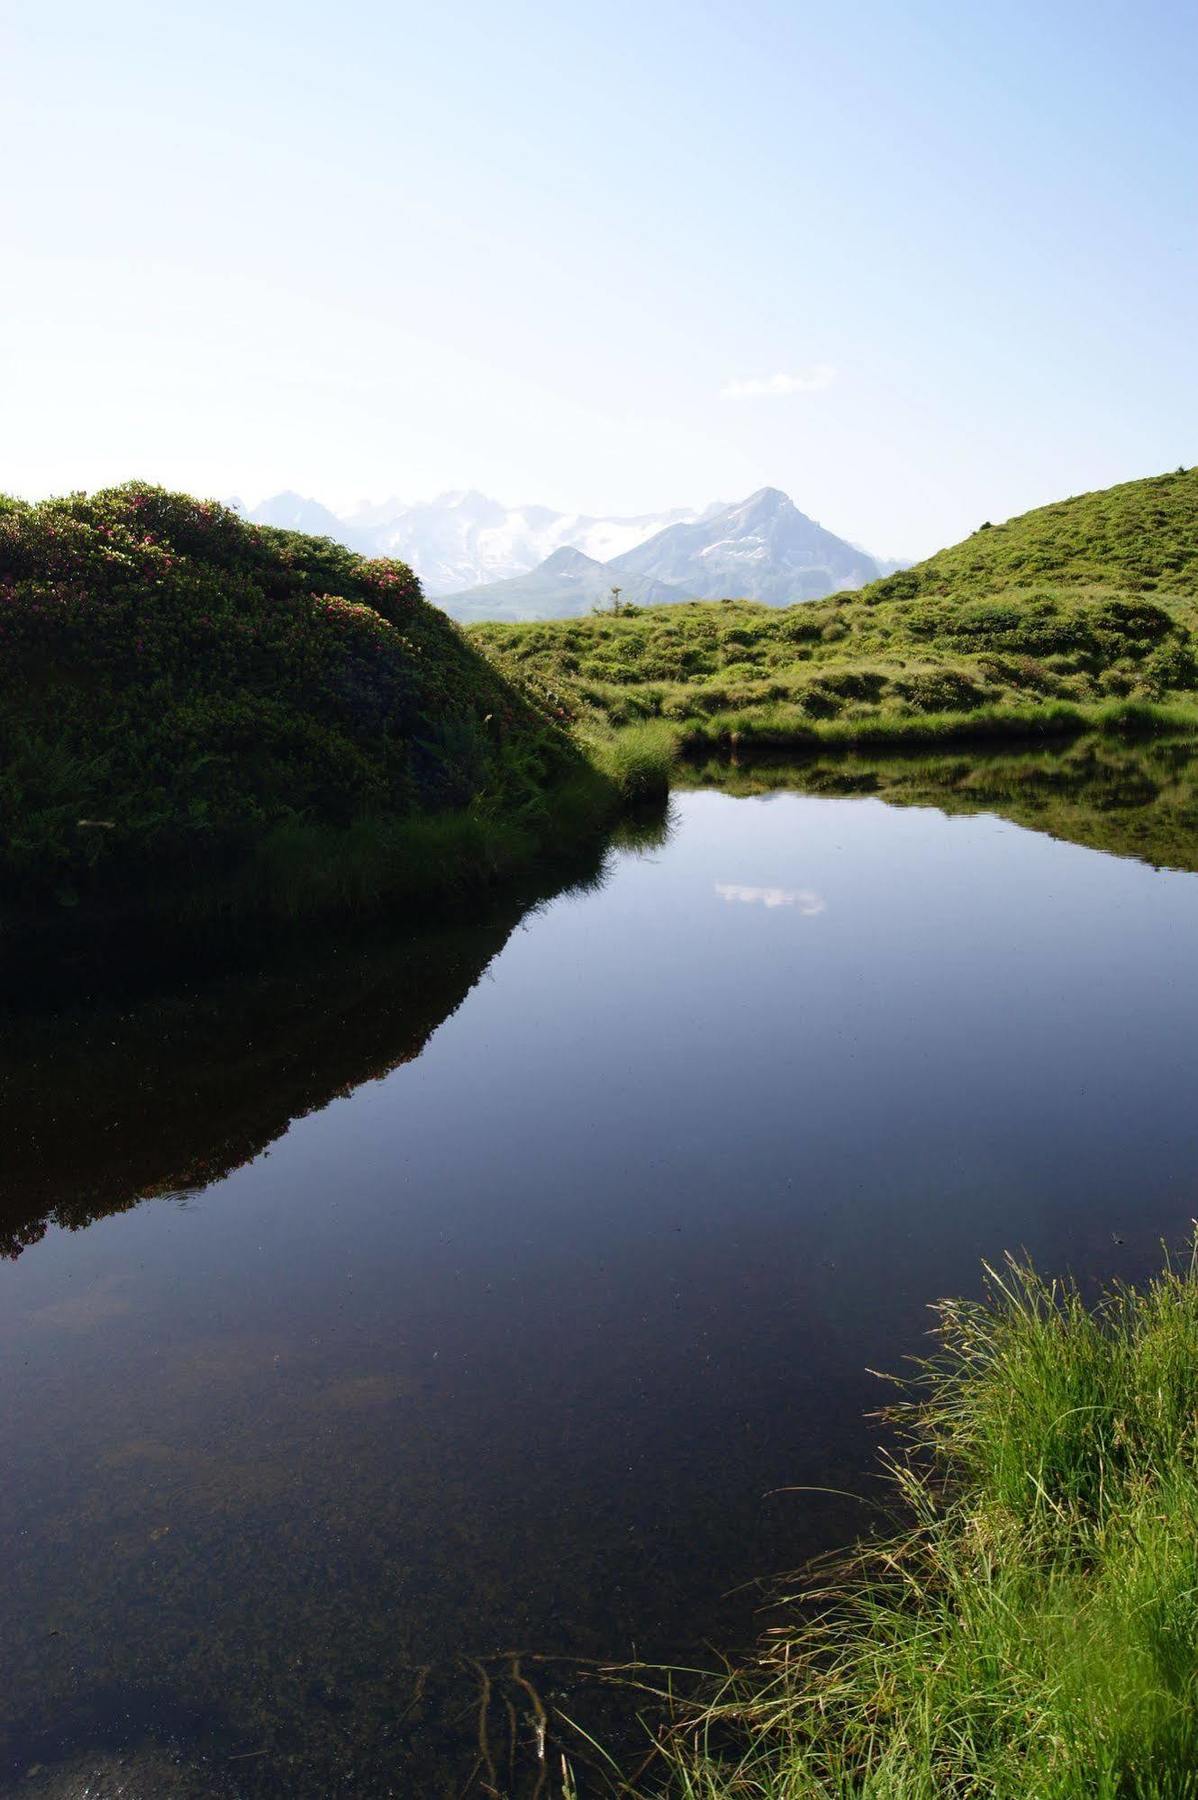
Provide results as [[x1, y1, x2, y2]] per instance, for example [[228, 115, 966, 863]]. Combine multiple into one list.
[[651, 1238, 1198, 1798], [592, 720, 681, 804]]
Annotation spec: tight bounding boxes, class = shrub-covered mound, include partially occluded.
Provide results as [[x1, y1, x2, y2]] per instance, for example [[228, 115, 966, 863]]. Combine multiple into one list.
[[475, 467, 1198, 750], [0, 483, 600, 922]]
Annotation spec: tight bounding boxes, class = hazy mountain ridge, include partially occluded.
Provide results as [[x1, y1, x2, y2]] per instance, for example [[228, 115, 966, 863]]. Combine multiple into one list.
[[608, 487, 880, 603], [247, 490, 716, 596], [246, 487, 885, 617], [443, 547, 692, 623]]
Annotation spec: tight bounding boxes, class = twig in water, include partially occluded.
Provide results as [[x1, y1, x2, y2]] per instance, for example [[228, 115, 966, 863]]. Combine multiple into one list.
[[505, 1693, 519, 1788], [510, 1656, 548, 1800], [470, 1656, 501, 1796], [399, 1662, 431, 1722]]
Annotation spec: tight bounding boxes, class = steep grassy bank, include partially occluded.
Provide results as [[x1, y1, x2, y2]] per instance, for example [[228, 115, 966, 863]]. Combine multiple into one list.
[[0, 483, 629, 934], [652, 1241, 1198, 1798], [475, 469, 1198, 753]]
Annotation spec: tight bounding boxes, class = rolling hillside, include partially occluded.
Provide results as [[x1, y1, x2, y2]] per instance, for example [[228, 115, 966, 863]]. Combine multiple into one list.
[[473, 468, 1198, 749]]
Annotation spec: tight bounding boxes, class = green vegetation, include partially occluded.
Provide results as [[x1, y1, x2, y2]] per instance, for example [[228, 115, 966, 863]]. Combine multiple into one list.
[[652, 1240, 1198, 1798], [474, 469, 1198, 754], [8, 476, 1180, 859], [0, 482, 622, 930], [7, 470, 1195, 933], [593, 718, 678, 803]]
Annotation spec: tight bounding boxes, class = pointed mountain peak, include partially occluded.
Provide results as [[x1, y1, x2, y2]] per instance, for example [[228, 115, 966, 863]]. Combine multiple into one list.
[[541, 546, 604, 573], [735, 486, 797, 517]]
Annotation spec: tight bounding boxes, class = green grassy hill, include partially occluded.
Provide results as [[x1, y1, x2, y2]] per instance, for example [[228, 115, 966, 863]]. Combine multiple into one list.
[[0, 483, 614, 928], [874, 464, 1198, 600], [473, 467, 1198, 751]]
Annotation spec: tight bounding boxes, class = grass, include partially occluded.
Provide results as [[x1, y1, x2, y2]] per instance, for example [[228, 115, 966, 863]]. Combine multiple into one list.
[[472, 469, 1198, 756], [591, 719, 681, 804], [648, 1239, 1198, 1798]]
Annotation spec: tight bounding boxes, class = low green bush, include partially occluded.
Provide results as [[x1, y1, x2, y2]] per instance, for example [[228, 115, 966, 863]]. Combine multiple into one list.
[[0, 483, 598, 921]]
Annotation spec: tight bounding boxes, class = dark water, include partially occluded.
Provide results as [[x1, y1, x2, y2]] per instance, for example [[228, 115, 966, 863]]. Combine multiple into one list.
[[4, 741, 1198, 1796]]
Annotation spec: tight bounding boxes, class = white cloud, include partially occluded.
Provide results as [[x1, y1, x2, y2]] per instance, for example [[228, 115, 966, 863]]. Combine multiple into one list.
[[720, 365, 837, 400], [715, 883, 826, 914]]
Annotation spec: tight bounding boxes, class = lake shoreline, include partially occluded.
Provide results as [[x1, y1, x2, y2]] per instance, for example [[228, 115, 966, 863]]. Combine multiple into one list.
[[647, 1239, 1198, 1797], [9, 713, 1198, 977]]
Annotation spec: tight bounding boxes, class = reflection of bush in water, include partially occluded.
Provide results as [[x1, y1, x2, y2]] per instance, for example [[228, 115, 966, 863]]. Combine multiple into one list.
[[0, 901, 536, 1259]]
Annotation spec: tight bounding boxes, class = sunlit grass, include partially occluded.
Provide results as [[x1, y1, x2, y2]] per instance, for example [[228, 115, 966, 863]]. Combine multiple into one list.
[[592, 720, 680, 804], [648, 1238, 1198, 1798], [472, 469, 1198, 759]]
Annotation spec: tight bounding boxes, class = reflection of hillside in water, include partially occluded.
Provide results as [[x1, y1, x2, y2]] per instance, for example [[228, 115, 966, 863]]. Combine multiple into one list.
[[6, 739, 1196, 1260], [0, 900, 538, 1260], [685, 735, 1198, 875]]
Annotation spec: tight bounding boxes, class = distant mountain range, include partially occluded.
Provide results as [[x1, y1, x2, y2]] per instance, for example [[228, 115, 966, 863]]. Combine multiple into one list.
[[443, 547, 692, 622], [606, 487, 880, 607], [243, 487, 897, 619], [246, 490, 716, 595]]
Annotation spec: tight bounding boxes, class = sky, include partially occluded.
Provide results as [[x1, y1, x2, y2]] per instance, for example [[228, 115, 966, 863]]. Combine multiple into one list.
[[2, 0, 1195, 559]]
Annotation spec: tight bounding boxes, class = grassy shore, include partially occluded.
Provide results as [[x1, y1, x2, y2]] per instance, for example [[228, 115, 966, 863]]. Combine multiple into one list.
[[648, 1241, 1198, 1798]]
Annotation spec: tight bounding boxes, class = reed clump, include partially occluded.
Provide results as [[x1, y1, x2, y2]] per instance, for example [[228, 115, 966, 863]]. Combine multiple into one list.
[[593, 721, 680, 805], [654, 1239, 1198, 1798]]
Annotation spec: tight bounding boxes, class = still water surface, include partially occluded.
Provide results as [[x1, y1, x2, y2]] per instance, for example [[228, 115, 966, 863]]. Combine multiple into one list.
[[4, 755, 1198, 1794]]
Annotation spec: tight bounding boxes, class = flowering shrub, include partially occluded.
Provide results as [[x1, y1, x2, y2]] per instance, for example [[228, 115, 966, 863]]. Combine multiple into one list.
[[0, 482, 580, 901]]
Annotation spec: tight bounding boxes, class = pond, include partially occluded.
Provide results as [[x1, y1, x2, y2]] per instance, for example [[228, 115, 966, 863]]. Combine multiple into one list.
[[4, 739, 1198, 1796]]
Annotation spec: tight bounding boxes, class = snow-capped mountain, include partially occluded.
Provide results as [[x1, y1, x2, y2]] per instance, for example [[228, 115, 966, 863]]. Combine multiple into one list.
[[248, 490, 376, 553], [608, 488, 878, 603], [247, 490, 714, 595], [438, 490, 883, 619], [245, 487, 889, 615], [443, 547, 691, 624]]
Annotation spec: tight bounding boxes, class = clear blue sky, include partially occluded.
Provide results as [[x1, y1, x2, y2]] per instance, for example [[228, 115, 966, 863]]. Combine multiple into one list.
[[3, 0, 1195, 556]]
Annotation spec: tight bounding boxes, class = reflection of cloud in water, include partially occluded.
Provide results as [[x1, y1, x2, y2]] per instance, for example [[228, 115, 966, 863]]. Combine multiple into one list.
[[29, 1273, 134, 1332], [715, 882, 826, 915]]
